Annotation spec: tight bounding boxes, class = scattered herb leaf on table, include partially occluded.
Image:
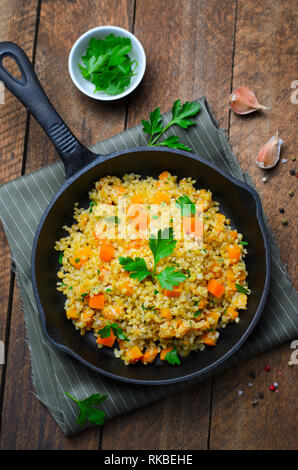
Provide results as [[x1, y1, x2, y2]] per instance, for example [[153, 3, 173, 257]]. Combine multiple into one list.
[[141, 99, 201, 151], [65, 392, 107, 427]]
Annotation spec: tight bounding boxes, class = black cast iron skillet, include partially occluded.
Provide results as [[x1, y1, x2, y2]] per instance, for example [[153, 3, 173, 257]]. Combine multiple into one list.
[[0, 42, 270, 385]]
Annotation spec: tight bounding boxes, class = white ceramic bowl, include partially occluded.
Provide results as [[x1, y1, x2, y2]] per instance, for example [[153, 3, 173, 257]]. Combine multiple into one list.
[[68, 26, 146, 101]]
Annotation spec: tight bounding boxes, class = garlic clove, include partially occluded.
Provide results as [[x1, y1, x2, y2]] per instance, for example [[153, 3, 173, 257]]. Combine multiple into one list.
[[256, 131, 284, 169], [230, 86, 270, 115]]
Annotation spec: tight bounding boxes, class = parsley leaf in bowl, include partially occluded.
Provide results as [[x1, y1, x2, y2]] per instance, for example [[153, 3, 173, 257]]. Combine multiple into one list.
[[78, 34, 138, 95]]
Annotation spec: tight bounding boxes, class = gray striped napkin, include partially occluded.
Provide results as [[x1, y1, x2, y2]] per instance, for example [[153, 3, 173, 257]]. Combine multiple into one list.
[[0, 97, 297, 436]]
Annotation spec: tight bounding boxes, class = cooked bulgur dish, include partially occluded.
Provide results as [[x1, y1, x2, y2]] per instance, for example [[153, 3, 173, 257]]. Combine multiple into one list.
[[55, 171, 249, 365]]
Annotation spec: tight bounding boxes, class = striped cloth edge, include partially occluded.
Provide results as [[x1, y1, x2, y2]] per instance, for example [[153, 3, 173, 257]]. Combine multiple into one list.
[[0, 97, 297, 435]]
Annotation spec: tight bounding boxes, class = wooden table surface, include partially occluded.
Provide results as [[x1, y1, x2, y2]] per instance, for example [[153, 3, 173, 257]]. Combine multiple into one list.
[[0, 0, 297, 450]]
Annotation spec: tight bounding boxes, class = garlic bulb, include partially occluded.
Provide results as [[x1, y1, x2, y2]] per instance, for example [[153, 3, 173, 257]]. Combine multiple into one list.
[[230, 86, 269, 115], [256, 131, 283, 169]]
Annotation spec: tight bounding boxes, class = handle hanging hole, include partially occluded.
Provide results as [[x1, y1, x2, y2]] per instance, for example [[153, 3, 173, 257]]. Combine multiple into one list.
[[0, 53, 27, 85]]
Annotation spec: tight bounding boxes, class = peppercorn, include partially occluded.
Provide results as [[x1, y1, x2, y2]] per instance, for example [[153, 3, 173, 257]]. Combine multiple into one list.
[[279, 207, 285, 213], [290, 170, 295, 176], [249, 371, 256, 379], [258, 392, 264, 399]]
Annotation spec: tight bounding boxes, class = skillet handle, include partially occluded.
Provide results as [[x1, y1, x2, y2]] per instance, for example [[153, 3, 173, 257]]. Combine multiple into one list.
[[0, 41, 97, 179]]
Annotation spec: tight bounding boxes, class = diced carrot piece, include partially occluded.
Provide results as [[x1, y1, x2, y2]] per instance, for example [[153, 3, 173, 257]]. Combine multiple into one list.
[[228, 245, 241, 263], [100, 242, 115, 262], [96, 329, 116, 347], [183, 217, 203, 237], [158, 171, 171, 180], [214, 222, 225, 233], [88, 294, 105, 309], [66, 308, 78, 320], [119, 280, 134, 296], [160, 347, 173, 360], [70, 246, 91, 268], [133, 211, 150, 231], [126, 346, 143, 363], [164, 285, 182, 297], [198, 299, 207, 309], [226, 268, 236, 280], [202, 331, 218, 346], [216, 213, 226, 223], [141, 347, 158, 364], [229, 230, 238, 240], [160, 308, 172, 320], [130, 194, 144, 204], [152, 190, 170, 205], [207, 279, 225, 298], [128, 240, 143, 250], [102, 306, 122, 321], [81, 312, 94, 328], [226, 307, 238, 320], [206, 310, 221, 328], [115, 185, 126, 195]]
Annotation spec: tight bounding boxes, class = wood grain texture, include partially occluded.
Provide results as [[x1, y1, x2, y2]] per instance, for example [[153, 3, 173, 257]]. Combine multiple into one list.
[[126, 0, 236, 130], [209, 0, 298, 450], [0, 0, 38, 421], [209, 342, 298, 450], [101, 0, 237, 450], [228, 0, 297, 287], [25, 0, 135, 174], [0, 0, 296, 450], [0, 0, 134, 450], [102, 381, 211, 450]]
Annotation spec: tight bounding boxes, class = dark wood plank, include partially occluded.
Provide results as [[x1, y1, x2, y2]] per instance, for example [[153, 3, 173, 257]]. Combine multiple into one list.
[[210, 343, 298, 450], [228, 0, 297, 287], [25, 0, 135, 173], [0, 293, 100, 449], [209, 0, 297, 449], [0, 0, 134, 449], [102, 381, 211, 450], [101, 0, 237, 450], [0, 0, 38, 427]]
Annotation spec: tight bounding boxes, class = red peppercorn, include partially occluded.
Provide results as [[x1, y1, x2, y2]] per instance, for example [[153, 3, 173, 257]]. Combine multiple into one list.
[[265, 365, 271, 371], [269, 385, 276, 391]]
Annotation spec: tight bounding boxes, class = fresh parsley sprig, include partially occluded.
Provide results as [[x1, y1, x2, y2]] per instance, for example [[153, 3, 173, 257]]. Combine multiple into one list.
[[165, 347, 181, 365], [149, 227, 177, 275], [65, 392, 107, 427], [155, 266, 187, 291], [98, 321, 129, 341], [119, 228, 187, 290], [176, 194, 196, 217], [235, 283, 249, 294], [141, 99, 201, 151], [118, 257, 151, 281], [79, 35, 137, 96]]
